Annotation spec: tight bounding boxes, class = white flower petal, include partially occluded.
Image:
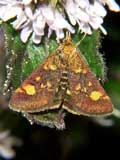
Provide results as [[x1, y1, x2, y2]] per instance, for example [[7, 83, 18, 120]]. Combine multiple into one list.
[[32, 33, 42, 44], [25, 5, 33, 20], [89, 16, 103, 29], [75, 0, 90, 9], [33, 25, 45, 36], [56, 29, 64, 39], [0, 145, 15, 159], [99, 25, 107, 35], [64, 0, 77, 25], [80, 22, 92, 34], [47, 9, 75, 38], [35, 14, 45, 29], [54, 11, 72, 29], [76, 7, 89, 22], [1, 5, 18, 21], [48, 28, 53, 38], [40, 4, 54, 24], [33, 14, 45, 36], [89, 1, 107, 17], [102, 0, 120, 12], [65, 0, 89, 23], [0, 0, 19, 5], [0, 130, 22, 159], [67, 13, 76, 26], [12, 11, 27, 29], [0, 131, 9, 140], [23, 0, 32, 5], [20, 25, 32, 43]]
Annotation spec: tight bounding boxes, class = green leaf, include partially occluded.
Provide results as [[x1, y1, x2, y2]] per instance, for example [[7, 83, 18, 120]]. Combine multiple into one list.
[[21, 38, 58, 79], [2, 23, 26, 92]]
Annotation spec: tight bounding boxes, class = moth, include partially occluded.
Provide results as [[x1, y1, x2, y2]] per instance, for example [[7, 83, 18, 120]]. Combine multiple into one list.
[[9, 34, 113, 129]]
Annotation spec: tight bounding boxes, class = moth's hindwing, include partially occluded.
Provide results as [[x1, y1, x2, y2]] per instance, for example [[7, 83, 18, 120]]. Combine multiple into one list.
[[23, 109, 65, 130]]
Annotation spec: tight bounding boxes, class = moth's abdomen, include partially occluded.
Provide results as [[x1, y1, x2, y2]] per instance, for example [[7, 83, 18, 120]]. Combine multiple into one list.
[[60, 71, 69, 90]]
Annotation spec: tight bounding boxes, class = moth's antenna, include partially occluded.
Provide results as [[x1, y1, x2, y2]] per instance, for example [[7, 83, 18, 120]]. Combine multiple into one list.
[[75, 33, 86, 47], [65, 32, 71, 42]]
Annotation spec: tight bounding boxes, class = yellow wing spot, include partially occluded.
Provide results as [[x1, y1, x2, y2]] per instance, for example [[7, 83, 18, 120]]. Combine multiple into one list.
[[88, 81, 92, 87], [90, 91, 103, 101], [43, 64, 48, 70], [35, 76, 41, 81], [103, 96, 110, 100], [23, 84, 36, 95], [50, 64, 57, 70], [47, 81, 52, 88], [83, 87, 87, 93], [74, 68, 82, 73], [82, 69, 87, 74], [75, 83, 81, 91], [41, 83, 46, 88], [15, 88, 24, 93], [66, 89, 71, 95]]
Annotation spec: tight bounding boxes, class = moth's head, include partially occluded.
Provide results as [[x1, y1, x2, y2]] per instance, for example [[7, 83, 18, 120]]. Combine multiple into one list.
[[58, 33, 75, 55], [63, 32, 72, 45]]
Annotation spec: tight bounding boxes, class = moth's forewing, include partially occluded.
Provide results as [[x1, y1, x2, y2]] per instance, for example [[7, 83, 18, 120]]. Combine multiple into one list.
[[63, 49, 113, 116], [10, 54, 63, 113]]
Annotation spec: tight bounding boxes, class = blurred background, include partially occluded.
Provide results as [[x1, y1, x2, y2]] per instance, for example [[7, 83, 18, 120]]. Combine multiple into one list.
[[0, 8, 120, 160]]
